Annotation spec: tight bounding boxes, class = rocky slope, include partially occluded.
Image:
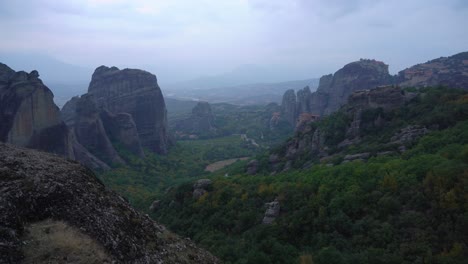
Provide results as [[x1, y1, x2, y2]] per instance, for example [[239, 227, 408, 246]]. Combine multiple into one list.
[[0, 142, 219, 263], [397, 51, 468, 89], [271, 85, 418, 172], [88, 66, 170, 154], [0, 63, 72, 157]]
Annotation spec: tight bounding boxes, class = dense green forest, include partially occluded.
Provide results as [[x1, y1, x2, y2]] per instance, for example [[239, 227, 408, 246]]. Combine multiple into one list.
[[168, 100, 293, 146], [101, 87, 468, 263], [98, 135, 260, 210]]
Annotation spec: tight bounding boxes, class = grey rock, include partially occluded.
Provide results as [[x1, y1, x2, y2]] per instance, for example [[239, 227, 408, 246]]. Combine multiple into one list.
[[193, 179, 212, 190], [344, 152, 371, 161], [281, 89, 297, 126], [262, 199, 280, 224], [88, 66, 170, 154], [100, 110, 145, 158], [397, 51, 468, 89], [391, 125, 429, 144], [193, 179, 212, 199], [0, 142, 219, 263], [0, 63, 73, 158], [73, 94, 125, 166], [149, 200, 161, 212]]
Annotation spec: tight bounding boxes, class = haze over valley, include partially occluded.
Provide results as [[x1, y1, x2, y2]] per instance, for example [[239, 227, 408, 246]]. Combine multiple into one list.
[[1, 1, 468, 263]]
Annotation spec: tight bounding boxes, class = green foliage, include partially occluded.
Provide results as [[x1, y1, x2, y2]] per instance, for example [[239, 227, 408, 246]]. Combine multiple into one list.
[[100, 87, 468, 263], [150, 87, 468, 263], [97, 135, 258, 211]]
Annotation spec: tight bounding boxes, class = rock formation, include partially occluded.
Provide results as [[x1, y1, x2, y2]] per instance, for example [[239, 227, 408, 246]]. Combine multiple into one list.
[[316, 59, 392, 115], [280, 59, 393, 127], [193, 179, 213, 199], [397, 51, 468, 89], [100, 109, 145, 158], [262, 199, 280, 224], [73, 94, 126, 166], [273, 86, 413, 173], [174, 101, 216, 136], [0, 63, 72, 157], [0, 142, 219, 263], [280, 89, 297, 126], [88, 66, 170, 154]]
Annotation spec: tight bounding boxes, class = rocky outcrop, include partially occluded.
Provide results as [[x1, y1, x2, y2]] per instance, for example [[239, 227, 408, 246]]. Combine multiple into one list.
[[100, 110, 145, 158], [149, 200, 161, 212], [340, 86, 415, 146], [314, 59, 392, 116], [60, 96, 80, 127], [272, 86, 413, 172], [0, 142, 219, 263], [262, 199, 280, 224], [280, 89, 297, 126], [346, 85, 412, 111], [390, 125, 429, 144], [193, 179, 213, 199], [88, 66, 170, 154], [73, 94, 126, 166], [280, 59, 391, 127], [174, 102, 216, 136], [397, 51, 468, 89], [0, 63, 73, 157]]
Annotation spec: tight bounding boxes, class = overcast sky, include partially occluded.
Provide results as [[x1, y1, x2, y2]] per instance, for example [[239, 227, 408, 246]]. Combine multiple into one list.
[[0, 0, 467, 84]]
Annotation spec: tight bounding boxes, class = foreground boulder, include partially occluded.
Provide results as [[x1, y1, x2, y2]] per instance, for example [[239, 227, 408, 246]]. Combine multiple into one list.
[[0, 143, 219, 263]]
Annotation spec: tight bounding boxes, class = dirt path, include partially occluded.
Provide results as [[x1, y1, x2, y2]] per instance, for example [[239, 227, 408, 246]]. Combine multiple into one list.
[[205, 157, 249, 172]]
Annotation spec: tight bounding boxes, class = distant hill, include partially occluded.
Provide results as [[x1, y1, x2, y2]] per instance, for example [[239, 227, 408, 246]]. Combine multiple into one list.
[[165, 78, 319, 105]]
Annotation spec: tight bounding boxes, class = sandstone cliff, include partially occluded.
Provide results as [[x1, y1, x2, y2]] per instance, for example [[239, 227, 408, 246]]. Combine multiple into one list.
[[0, 142, 219, 263], [88, 66, 170, 154], [397, 51, 468, 89], [0, 63, 72, 157]]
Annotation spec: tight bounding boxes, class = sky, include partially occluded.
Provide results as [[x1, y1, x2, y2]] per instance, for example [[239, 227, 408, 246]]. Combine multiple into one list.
[[0, 0, 467, 85]]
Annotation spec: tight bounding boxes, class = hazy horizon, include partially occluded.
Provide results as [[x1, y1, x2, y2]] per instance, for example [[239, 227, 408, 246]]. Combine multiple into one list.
[[1, 0, 467, 86]]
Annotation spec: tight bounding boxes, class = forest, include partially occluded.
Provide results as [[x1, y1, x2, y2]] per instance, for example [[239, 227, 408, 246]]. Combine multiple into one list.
[[99, 87, 468, 264]]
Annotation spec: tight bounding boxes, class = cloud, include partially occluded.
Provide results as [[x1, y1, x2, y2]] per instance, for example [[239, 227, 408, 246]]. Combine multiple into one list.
[[0, 0, 467, 83]]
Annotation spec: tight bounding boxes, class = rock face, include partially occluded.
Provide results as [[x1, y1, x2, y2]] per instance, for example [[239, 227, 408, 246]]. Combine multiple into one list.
[[88, 66, 170, 154], [281, 89, 297, 126], [280, 59, 392, 127], [273, 86, 413, 172], [397, 51, 468, 89], [100, 110, 145, 158], [193, 179, 213, 199], [174, 102, 216, 136], [0, 63, 73, 157], [73, 94, 126, 166], [262, 199, 280, 224], [316, 59, 392, 115], [0, 143, 219, 263]]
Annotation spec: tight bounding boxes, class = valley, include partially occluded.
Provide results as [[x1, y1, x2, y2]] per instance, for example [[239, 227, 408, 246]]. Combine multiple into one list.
[[1, 51, 468, 263]]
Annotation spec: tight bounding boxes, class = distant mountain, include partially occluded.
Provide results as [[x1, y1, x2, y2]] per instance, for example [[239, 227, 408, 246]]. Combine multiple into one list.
[[166, 64, 312, 91], [165, 78, 319, 105]]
